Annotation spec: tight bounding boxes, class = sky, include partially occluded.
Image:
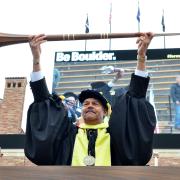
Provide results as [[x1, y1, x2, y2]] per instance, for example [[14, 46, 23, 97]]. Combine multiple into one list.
[[0, 0, 180, 130]]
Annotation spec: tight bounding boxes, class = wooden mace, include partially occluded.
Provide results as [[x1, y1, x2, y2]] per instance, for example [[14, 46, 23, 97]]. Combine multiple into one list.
[[0, 32, 180, 47]]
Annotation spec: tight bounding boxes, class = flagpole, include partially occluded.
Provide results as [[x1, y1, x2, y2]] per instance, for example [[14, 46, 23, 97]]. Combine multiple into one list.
[[138, 22, 140, 32], [109, 2, 112, 50], [109, 20, 111, 50], [137, 1, 140, 32], [163, 36, 166, 49], [85, 13, 89, 51], [85, 40, 87, 51], [162, 9, 166, 49]]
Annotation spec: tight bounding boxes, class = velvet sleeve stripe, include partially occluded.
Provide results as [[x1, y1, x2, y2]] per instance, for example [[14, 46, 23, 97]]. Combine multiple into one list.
[[30, 78, 50, 102], [128, 73, 150, 98]]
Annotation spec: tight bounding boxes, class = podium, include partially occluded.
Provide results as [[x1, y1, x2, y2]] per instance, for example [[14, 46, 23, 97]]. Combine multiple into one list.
[[0, 166, 180, 179]]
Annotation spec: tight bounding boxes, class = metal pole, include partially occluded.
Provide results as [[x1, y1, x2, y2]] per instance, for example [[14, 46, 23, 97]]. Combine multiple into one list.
[[168, 95, 173, 133]]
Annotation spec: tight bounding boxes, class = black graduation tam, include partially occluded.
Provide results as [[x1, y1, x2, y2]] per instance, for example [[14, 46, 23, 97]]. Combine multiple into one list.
[[78, 89, 108, 110], [63, 92, 78, 100], [90, 81, 108, 90]]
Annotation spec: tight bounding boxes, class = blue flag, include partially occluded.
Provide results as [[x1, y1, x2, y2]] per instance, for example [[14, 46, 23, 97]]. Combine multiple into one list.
[[136, 4, 140, 23], [85, 15, 89, 33], [161, 12, 165, 32]]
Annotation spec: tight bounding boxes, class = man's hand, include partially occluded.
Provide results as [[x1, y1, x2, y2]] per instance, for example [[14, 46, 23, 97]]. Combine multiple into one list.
[[136, 32, 154, 57], [29, 34, 46, 72], [29, 34, 47, 63], [136, 32, 154, 71], [114, 68, 125, 80]]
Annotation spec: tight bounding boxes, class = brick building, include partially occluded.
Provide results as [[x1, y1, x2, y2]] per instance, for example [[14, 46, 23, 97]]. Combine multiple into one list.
[[0, 77, 27, 134]]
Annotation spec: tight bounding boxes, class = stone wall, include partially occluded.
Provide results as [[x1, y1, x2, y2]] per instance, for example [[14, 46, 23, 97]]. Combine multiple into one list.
[[0, 149, 180, 166]]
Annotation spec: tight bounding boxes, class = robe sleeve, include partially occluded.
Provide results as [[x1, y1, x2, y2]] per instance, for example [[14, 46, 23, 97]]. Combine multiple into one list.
[[109, 73, 156, 165], [24, 78, 72, 165]]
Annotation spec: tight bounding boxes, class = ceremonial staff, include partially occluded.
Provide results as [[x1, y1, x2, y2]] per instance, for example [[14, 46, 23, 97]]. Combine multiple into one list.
[[0, 32, 180, 47]]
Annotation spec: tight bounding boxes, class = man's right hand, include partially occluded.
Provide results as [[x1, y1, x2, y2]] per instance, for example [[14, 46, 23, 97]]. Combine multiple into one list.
[[29, 34, 46, 72], [29, 34, 47, 63], [114, 68, 125, 79]]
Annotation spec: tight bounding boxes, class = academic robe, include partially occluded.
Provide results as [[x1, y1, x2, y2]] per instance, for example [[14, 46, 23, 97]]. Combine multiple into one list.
[[25, 73, 156, 165]]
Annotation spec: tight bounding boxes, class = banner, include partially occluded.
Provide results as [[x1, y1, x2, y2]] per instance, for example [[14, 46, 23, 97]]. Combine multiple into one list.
[[55, 48, 180, 62]]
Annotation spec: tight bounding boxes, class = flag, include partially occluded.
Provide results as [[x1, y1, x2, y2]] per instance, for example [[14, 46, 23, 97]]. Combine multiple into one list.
[[161, 11, 165, 32], [109, 2, 112, 25], [136, 2, 140, 23], [85, 14, 89, 33]]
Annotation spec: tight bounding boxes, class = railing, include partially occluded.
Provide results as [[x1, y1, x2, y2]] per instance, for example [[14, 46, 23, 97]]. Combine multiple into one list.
[[0, 166, 180, 179]]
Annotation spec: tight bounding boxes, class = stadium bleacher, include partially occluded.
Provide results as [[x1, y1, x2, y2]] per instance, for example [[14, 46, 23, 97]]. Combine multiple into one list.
[[54, 58, 180, 133]]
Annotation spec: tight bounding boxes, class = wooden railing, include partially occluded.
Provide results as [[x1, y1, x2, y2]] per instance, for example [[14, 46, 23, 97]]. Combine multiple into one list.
[[0, 166, 180, 179]]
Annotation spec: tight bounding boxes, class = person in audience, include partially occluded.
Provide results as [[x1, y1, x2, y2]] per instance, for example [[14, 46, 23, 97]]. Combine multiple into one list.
[[90, 68, 126, 106], [62, 91, 81, 123], [170, 75, 180, 129], [52, 68, 61, 93], [25, 32, 156, 166]]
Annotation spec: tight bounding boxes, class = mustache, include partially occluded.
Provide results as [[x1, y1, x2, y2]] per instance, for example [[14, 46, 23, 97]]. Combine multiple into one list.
[[85, 108, 95, 113]]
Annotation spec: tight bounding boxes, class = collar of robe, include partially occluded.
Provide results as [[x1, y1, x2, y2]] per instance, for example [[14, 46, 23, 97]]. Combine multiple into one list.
[[71, 122, 111, 166]]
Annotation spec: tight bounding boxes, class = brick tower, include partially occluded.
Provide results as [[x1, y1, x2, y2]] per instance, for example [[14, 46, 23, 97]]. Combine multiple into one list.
[[0, 77, 27, 134]]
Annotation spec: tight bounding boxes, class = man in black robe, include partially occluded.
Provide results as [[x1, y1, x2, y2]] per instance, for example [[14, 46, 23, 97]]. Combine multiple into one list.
[[25, 33, 156, 166]]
